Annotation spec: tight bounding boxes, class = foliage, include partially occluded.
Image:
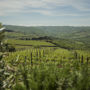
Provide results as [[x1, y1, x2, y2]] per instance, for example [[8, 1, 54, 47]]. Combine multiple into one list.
[[0, 25, 90, 90], [2, 48, 90, 90], [49, 39, 86, 50], [0, 23, 3, 28]]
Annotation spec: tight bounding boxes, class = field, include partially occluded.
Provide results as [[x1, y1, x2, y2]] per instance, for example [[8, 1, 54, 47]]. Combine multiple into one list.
[[7, 39, 55, 46], [7, 39, 56, 50], [0, 25, 90, 90], [1, 48, 90, 90]]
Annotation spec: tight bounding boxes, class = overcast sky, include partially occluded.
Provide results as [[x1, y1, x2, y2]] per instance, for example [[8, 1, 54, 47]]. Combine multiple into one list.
[[0, 0, 90, 26]]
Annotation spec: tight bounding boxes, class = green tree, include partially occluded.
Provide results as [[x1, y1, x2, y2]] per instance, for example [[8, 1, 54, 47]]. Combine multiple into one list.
[[0, 22, 5, 51], [0, 22, 3, 28]]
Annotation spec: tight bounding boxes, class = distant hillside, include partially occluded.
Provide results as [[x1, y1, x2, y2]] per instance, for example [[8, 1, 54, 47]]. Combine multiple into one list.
[[5, 25, 90, 49], [5, 25, 45, 37], [5, 25, 90, 39]]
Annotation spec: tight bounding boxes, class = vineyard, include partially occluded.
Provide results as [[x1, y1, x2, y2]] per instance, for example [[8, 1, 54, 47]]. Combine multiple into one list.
[[0, 48, 90, 90], [6, 39, 55, 50], [0, 24, 90, 90]]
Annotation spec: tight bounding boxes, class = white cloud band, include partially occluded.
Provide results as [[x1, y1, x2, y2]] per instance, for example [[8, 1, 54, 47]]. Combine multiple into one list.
[[0, 0, 90, 16]]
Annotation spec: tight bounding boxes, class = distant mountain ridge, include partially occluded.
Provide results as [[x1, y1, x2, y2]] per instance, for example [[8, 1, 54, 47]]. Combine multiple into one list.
[[5, 25, 90, 39], [5, 25, 90, 49]]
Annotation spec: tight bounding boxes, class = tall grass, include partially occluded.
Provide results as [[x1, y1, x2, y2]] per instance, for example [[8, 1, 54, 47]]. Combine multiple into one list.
[[1, 48, 90, 90]]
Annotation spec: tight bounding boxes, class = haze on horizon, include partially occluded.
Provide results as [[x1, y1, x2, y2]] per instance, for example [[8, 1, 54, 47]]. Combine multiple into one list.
[[0, 0, 90, 26]]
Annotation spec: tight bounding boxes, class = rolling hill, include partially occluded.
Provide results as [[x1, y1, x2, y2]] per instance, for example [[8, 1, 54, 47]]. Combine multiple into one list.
[[5, 25, 90, 49]]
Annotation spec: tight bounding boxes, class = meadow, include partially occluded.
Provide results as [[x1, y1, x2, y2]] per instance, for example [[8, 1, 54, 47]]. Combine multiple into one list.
[[1, 48, 90, 90], [6, 39, 56, 50], [7, 39, 55, 46]]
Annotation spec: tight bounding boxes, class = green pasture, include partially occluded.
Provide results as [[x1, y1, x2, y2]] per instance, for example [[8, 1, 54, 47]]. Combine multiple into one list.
[[7, 39, 56, 50], [7, 39, 55, 46]]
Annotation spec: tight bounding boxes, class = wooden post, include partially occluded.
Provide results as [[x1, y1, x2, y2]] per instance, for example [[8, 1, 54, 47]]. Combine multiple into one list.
[[31, 52, 33, 66], [86, 57, 89, 64], [81, 55, 84, 64]]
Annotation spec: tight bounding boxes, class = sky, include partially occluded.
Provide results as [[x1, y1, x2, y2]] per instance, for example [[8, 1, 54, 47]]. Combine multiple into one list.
[[0, 0, 90, 26]]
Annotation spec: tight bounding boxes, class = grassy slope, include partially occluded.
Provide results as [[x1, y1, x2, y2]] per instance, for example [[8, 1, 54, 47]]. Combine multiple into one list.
[[1, 25, 90, 90], [7, 39, 56, 50], [7, 39, 55, 46], [5, 25, 90, 39], [5, 25, 90, 50], [2, 44, 90, 90]]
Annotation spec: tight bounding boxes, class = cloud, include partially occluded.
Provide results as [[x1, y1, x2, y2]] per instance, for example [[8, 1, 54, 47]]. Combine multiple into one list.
[[69, 0, 90, 11], [0, 0, 90, 16]]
